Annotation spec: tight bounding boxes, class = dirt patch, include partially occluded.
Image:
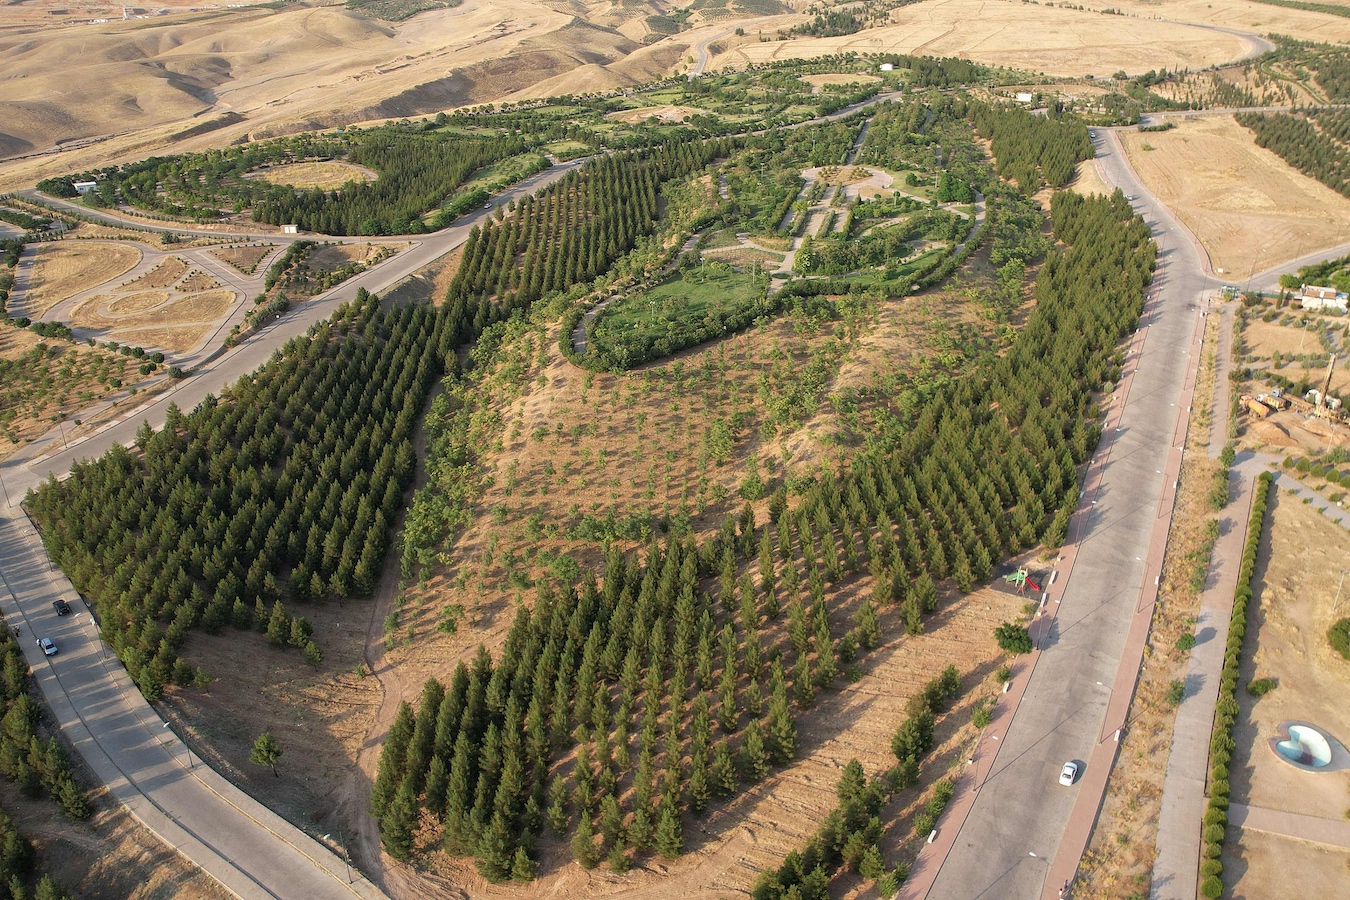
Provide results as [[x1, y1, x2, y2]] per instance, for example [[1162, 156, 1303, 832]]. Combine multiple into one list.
[[1242, 319, 1325, 361], [1070, 158, 1115, 198], [159, 598, 384, 872], [605, 105, 711, 124], [1119, 116, 1350, 277], [124, 257, 187, 291], [210, 244, 277, 274], [799, 73, 880, 94], [1221, 828, 1350, 900], [180, 270, 221, 292], [1234, 491, 1350, 818], [0, 781, 231, 900], [250, 160, 378, 190], [0, 327, 141, 458], [26, 243, 141, 316], [700, 246, 784, 268]]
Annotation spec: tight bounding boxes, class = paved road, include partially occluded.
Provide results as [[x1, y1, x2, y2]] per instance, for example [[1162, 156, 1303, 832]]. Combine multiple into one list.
[[924, 128, 1216, 900], [0, 506, 382, 900]]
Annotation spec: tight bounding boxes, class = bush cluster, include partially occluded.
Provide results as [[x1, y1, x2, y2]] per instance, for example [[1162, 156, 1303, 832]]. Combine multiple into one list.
[[1200, 472, 1272, 897]]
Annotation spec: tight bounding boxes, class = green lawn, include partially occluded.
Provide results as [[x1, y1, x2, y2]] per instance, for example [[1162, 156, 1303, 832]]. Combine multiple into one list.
[[588, 267, 769, 367]]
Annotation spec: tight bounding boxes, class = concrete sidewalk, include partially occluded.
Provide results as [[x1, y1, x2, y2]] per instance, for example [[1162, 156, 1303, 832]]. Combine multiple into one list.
[[1228, 803, 1350, 849], [1150, 472, 1259, 900]]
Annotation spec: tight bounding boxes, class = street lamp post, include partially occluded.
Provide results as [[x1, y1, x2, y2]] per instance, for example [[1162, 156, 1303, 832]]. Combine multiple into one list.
[[322, 830, 353, 883], [163, 720, 193, 769]]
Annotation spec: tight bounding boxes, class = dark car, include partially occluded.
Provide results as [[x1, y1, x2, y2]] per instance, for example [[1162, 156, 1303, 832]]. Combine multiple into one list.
[[52, 599, 71, 616]]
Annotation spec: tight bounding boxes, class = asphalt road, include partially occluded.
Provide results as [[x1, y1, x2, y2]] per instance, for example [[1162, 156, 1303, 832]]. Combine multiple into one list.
[[926, 130, 1216, 898], [0, 506, 381, 900]]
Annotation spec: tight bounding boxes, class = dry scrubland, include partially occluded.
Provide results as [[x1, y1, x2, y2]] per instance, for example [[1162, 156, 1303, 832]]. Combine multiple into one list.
[[1224, 492, 1350, 897], [25, 243, 141, 317], [0, 328, 141, 458], [251, 161, 379, 190], [709, 0, 1250, 77], [1119, 116, 1350, 277], [1069, 158, 1115, 199], [0, 0, 1307, 191]]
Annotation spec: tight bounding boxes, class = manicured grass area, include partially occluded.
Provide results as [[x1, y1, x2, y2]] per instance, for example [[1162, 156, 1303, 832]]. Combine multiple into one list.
[[588, 267, 768, 366]]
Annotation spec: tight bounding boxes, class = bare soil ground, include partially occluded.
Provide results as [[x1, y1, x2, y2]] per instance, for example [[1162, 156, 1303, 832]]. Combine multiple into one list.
[[1069, 158, 1115, 199], [1119, 116, 1350, 277], [159, 599, 385, 864], [606, 105, 712, 124], [26, 243, 141, 316], [252, 161, 378, 190], [180, 270, 221, 292], [1241, 319, 1324, 361], [1074, 309, 1226, 899], [124, 257, 187, 291], [1221, 829, 1350, 900], [1225, 490, 1350, 891], [0, 326, 141, 458], [712, 0, 1249, 78], [799, 73, 879, 94], [210, 244, 277, 274], [0, 781, 231, 900]]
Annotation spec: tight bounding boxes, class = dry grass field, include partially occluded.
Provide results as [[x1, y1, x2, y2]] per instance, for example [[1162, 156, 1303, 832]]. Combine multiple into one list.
[[26, 243, 141, 316], [1120, 116, 1350, 278], [800, 73, 880, 94], [125, 258, 187, 291], [252, 160, 378, 190], [606, 105, 713, 124], [0, 327, 140, 458], [73, 284, 235, 352], [1110, 0, 1350, 45], [1242, 319, 1325, 361], [102, 291, 171, 317], [211, 244, 277, 274], [1070, 158, 1115, 199], [1223, 491, 1350, 893], [710, 0, 1250, 78], [180, 270, 221, 292]]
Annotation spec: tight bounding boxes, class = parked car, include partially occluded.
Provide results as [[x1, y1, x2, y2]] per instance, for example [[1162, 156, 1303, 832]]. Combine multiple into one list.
[[37, 638, 57, 656], [1059, 761, 1079, 786], [52, 598, 70, 616]]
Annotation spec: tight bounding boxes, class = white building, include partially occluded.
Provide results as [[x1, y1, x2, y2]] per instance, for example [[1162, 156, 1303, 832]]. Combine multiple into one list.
[[73, 181, 97, 195], [1015, 92, 1034, 103], [1299, 283, 1348, 312], [281, 224, 299, 235], [879, 63, 894, 72]]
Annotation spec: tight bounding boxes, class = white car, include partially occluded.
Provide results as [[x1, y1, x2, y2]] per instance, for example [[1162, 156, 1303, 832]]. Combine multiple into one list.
[[37, 638, 57, 656], [1059, 761, 1079, 786]]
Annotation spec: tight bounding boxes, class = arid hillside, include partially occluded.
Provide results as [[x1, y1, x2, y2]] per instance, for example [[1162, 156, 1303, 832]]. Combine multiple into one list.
[[1, 0, 1329, 191]]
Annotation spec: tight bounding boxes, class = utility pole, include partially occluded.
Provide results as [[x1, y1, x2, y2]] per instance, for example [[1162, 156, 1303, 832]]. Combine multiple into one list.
[[1334, 569, 1349, 615]]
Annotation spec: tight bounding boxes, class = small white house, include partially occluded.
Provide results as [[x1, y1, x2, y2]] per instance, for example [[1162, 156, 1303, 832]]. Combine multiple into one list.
[[1299, 283, 1348, 312], [879, 63, 895, 72], [73, 181, 97, 195], [1015, 92, 1034, 103], [281, 224, 299, 235]]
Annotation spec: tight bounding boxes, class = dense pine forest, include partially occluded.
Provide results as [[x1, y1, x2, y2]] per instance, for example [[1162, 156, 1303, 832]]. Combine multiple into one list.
[[27, 292, 448, 694], [369, 187, 1154, 882]]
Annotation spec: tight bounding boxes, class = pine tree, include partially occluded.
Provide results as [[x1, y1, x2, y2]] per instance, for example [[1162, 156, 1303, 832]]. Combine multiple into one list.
[[740, 718, 770, 783], [511, 846, 536, 883], [381, 779, 417, 861], [765, 678, 796, 764], [571, 812, 600, 869], [654, 799, 683, 859], [710, 740, 737, 798], [853, 599, 880, 650]]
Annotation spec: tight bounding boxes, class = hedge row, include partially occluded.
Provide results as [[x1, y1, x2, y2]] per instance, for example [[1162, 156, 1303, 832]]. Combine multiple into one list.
[[1199, 471, 1272, 898]]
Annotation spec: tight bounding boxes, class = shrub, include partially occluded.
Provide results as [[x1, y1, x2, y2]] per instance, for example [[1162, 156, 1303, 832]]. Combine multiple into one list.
[[1199, 859, 1223, 877], [1200, 875, 1224, 898], [994, 622, 1033, 654], [1246, 677, 1277, 696], [1175, 632, 1196, 652], [1164, 679, 1185, 706], [1329, 617, 1350, 661]]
